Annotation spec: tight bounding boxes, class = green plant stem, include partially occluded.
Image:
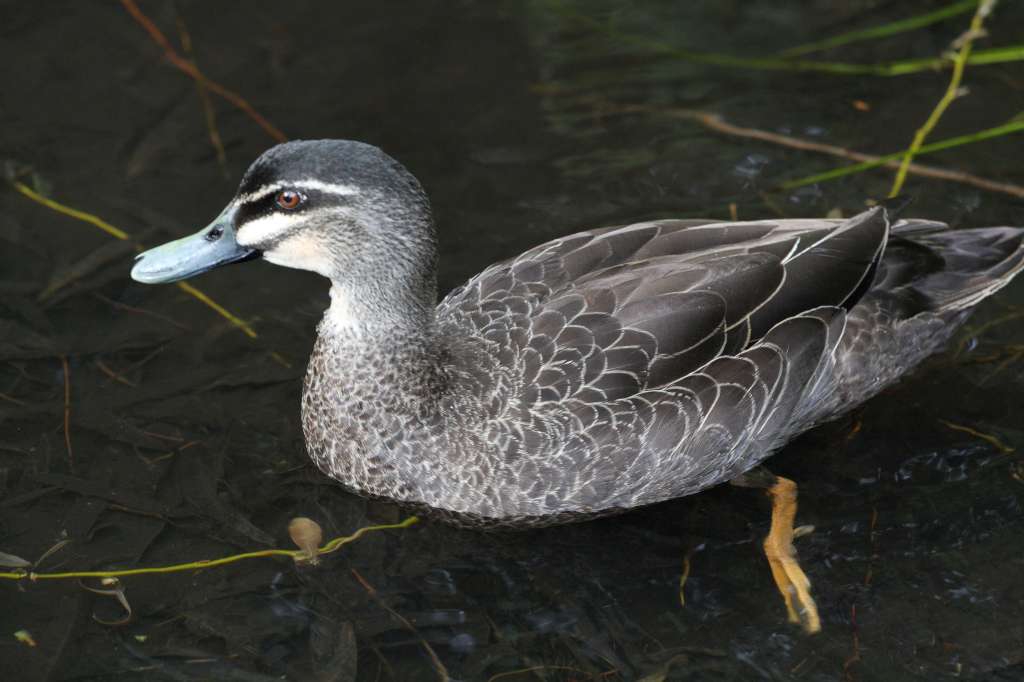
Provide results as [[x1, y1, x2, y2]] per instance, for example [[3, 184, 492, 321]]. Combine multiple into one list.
[[0, 517, 419, 581], [780, 0, 979, 57], [555, 4, 1022, 76], [12, 180, 260, 339], [648, 39, 1018, 77], [889, 0, 998, 196], [781, 117, 1024, 191]]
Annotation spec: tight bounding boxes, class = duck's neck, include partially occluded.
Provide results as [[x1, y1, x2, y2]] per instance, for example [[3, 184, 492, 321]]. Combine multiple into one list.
[[322, 279, 435, 335], [301, 280, 451, 499], [317, 279, 445, 397]]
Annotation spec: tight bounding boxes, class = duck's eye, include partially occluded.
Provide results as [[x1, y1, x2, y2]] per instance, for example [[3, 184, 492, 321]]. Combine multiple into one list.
[[275, 190, 303, 210]]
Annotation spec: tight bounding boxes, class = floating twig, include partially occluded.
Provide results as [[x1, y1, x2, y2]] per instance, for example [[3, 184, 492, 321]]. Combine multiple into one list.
[[608, 105, 1024, 199], [984, 346, 1024, 382], [13, 181, 128, 239], [173, 6, 229, 175], [92, 293, 190, 331], [487, 666, 615, 682], [94, 358, 138, 388], [955, 309, 1024, 356], [0, 517, 418, 581], [678, 548, 693, 607], [140, 430, 185, 443], [842, 604, 861, 681], [175, 281, 257, 339], [59, 355, 73, 471], [351, 567, 450, 682], [781, 117, 1024, 196], [863, 507, 879, 587], [938, 419, 1015, 454], [120, 0, 287, 143], [0, 392, 29, 407], [118, 345, 167, 378], [890, 0, 1000, 196]]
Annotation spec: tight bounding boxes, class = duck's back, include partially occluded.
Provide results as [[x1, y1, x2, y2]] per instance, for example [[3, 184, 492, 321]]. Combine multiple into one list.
[[434, 209, 1024, 521]]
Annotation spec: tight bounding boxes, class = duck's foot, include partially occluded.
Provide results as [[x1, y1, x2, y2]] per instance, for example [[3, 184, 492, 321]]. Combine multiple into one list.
[[763, 476, 820, 633], [732, 468, 821, 634]]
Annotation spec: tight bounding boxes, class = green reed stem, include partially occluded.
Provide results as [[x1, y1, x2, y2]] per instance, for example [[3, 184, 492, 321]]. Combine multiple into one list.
[[0, 517, 419, 582], [889, 0, 998, 196], [780, 0, 979, 57], [552, 2, 1022, 77], [780, 117, 1024, 190]]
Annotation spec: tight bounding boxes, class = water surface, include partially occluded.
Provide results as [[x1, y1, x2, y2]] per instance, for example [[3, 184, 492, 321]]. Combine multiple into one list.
[[2, 2, 1023, 680]]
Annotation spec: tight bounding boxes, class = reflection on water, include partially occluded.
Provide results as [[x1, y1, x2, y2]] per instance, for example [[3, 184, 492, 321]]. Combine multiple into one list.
[[2, 1, 1023, 680]]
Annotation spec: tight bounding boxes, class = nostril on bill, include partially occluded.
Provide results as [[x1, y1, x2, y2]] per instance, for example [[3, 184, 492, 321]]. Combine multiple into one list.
[[206, 227, 224, 241]]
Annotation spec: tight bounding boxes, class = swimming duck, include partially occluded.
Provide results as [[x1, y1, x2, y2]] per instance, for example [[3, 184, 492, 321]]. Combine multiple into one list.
[[131, 140, 1024, 632]]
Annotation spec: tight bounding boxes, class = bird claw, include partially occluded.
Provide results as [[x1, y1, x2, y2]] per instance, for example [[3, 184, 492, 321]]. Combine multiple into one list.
[[763, 477, 821, 634]]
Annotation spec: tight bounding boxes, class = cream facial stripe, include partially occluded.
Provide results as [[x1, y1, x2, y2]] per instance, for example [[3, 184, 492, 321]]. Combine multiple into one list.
[[234, 179, 361, 206], [236, 207, 339, 246]]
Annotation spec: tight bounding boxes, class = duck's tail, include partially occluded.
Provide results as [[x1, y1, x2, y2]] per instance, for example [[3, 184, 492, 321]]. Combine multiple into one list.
[[815, 220, 1024, 428], [891, 221, 1024, 312]]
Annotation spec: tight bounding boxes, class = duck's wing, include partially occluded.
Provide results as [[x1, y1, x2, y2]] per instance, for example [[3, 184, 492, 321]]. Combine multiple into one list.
[[438, 207, 890, 403], [436, 208, 893, 511]]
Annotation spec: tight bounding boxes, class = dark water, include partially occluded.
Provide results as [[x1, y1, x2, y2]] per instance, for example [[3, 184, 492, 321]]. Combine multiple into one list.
[[2, 2, 1023, 680]]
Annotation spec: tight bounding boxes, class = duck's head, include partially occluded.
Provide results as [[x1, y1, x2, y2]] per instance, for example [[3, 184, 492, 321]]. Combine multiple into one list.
[[131, 140, 437, 311]]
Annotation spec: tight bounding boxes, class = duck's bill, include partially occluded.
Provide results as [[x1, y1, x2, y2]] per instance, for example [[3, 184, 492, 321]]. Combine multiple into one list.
[[130, 206, 260, 284]]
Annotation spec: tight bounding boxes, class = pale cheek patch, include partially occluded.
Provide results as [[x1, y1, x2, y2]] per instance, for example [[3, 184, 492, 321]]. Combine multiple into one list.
[[236, 212, 305, 247], [263, 232, 335, 277]]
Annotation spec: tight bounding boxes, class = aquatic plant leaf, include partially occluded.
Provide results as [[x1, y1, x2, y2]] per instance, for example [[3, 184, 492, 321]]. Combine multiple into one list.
[[0, 551, 31, 568], [13, 630, 37, 647]]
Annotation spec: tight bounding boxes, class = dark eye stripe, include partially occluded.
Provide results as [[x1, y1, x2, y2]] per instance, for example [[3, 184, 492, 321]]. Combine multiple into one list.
[[234, 192, 282, 226], [233, 187, 351, 228]]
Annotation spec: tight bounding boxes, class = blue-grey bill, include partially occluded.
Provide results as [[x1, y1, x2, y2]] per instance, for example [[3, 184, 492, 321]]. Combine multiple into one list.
[[130, 206, 260, 284]]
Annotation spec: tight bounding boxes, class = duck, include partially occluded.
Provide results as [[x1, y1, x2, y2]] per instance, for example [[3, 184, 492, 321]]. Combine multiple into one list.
[[131, 139, 1024, 633]]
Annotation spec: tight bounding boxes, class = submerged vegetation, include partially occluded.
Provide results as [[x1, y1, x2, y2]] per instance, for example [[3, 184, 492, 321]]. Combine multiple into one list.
[[535, 0, 1022, 203], [2, 1, 1022, 679]]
